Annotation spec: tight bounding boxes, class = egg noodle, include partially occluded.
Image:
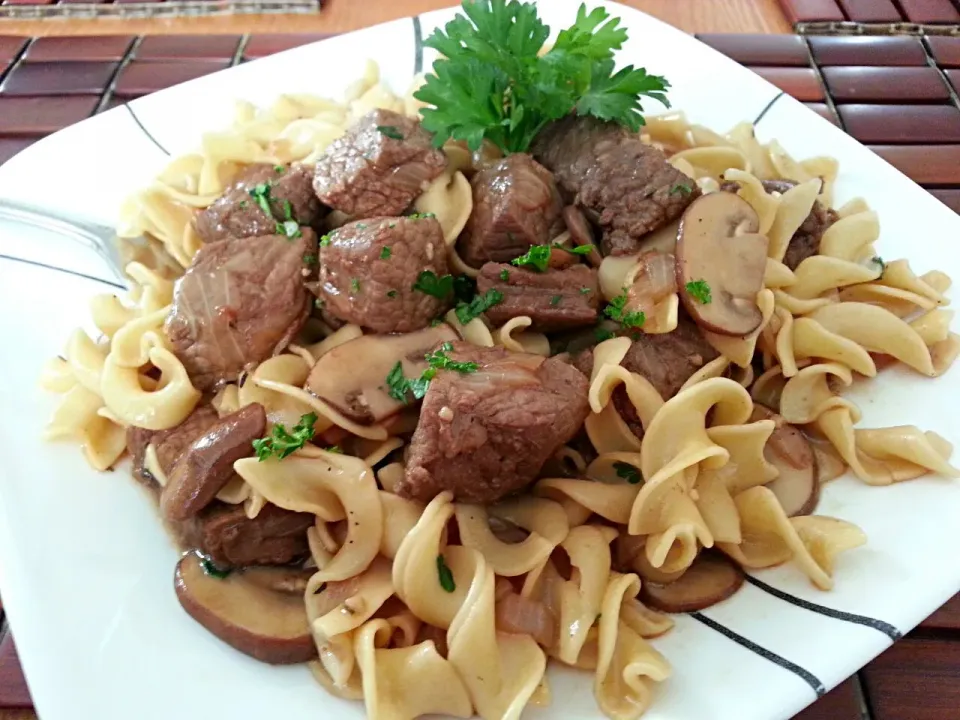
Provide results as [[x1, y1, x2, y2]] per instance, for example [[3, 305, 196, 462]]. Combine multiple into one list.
[[40, 61, 960, 720]]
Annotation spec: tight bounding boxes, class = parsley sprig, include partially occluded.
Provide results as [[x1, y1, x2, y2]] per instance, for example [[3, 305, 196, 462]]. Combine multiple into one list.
[[252, 413, 318, 461], [613, 461, 642, 484], [415, 0, 670, 154]]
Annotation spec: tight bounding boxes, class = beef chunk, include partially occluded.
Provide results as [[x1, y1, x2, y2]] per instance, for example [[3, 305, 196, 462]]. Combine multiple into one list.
[[165, 230, 316, 390], [531, 115, 699, 256], [458, 153, 564, 267], [127, 405, 220, 486], [171, 503, 313, 569], [317, 216, 451, 333], [477, 262, 600, 332], [160, 403, 266, 521], [619, 314, 719, 400], [723, 179, 838, 270], [399, 343, 590, 504], [313, 109, 446, 218], [573, 315, 720, 439], [195, 163, 324, 244]]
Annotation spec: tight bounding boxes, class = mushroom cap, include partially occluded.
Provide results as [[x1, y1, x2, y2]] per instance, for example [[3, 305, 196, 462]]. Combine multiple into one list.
[[751, 405, 819, 517], [174, 553, 316, 664], [306, 323, 458, 425], [676, 192, 769, 337]]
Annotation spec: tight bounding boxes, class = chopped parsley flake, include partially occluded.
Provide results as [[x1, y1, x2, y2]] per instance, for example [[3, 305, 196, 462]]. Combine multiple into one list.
[[274, 165, 285, 174], [380, 246, 392, 260], [350, 278, 361, 293], [377, 125, 404, 140], [387, 290, 398, 298], [413, 270, 454, 298], [579, 287, 591, 295], [386, 362, 430, 404], [550, 295, 562, 306], [408, 212, 437, 220], [499, 269, 510, 281], [613, 461, 642, 484], [604, 293, 645, 330], [356, 223, 368, 230], [436, 554, 456, 593], [685, 279, 712, 305], [511, 245, 552, 272], [423, 342, 478, 380], [455, 289, 503, 325], [669, 182, 693, 195], [303, 253, 317, 265], [320, 232, 334, 247], [199, 555, 231, 579], [252, 413, 317, 461], [326, 445, 343, 454], [248, 182, 274, 218], [555, 243, 592, 256], [595, 327, 616, 342]]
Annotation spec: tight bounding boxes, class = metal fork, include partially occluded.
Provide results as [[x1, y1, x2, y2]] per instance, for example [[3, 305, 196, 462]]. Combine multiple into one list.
[[0, 197, 150, 286]]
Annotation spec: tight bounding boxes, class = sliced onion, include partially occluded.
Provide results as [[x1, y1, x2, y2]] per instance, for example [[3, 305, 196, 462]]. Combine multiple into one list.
[[495, 592, 556, 648], [626, 251, 677, 316]]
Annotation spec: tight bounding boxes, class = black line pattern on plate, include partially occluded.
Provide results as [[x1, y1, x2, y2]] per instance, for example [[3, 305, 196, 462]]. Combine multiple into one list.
[[0, 253, 125, 289], [689, 611, 826, 698], [124, 103, 171, 156], [754, 92, 785, 125], [745, 575, 903, 641], [413, 15, 424, 75]]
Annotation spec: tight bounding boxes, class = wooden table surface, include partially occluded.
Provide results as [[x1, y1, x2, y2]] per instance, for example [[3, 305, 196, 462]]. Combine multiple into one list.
[[1, 1, 959, 720], [0, 0, 793, 36]]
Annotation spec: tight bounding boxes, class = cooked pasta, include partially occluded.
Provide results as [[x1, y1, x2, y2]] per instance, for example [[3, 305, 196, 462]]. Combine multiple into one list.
[[37, 11, 960, 720]]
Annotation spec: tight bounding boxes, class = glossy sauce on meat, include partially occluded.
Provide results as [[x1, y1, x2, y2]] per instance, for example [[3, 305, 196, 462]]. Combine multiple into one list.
[[165, 230, 316, 390], [313, 108, 447, 218], [532, 115, 700, 255], [399, 343, 590, 504], [317, 215, 452, 333], [458, 153, 564, 267]]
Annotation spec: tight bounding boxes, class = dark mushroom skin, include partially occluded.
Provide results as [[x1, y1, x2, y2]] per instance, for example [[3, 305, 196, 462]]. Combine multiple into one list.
[[751, 405, 820, 517], [174, 553, 317, 665], [676, 192, 768, 337], [160, 404, 267, 522], [640, 552, 744, 613]]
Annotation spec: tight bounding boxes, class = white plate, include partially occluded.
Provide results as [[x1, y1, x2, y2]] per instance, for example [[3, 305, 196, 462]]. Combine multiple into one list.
[[1, 3, 958, 720]]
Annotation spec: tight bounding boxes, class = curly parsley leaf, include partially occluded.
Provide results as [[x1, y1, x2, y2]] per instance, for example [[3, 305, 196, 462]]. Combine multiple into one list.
[[511, 244, 552, 272], [424, 342, 478, 378], [685, 279, 712, 305], [415, 0, 670, 154], [252, 413, 318, 461], [455, 288, 503, 325], [413, 270, 454, 298]]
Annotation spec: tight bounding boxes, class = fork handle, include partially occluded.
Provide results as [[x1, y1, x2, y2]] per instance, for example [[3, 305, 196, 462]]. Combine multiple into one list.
[[0, 197, 126, 282]]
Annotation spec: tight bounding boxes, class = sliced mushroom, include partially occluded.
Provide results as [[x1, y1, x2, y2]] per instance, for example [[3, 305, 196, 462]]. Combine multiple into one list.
[[240, 565, 315, 595], [751, 405, 819, 517], [160, 403, 266, 522], [306, 324, 458, 424], [614, 534, 687, 585], [174, 553, 316, 664], [640, 552, 744, 613], [676, 192, 768, 337], [563, 206, 602, 267]]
